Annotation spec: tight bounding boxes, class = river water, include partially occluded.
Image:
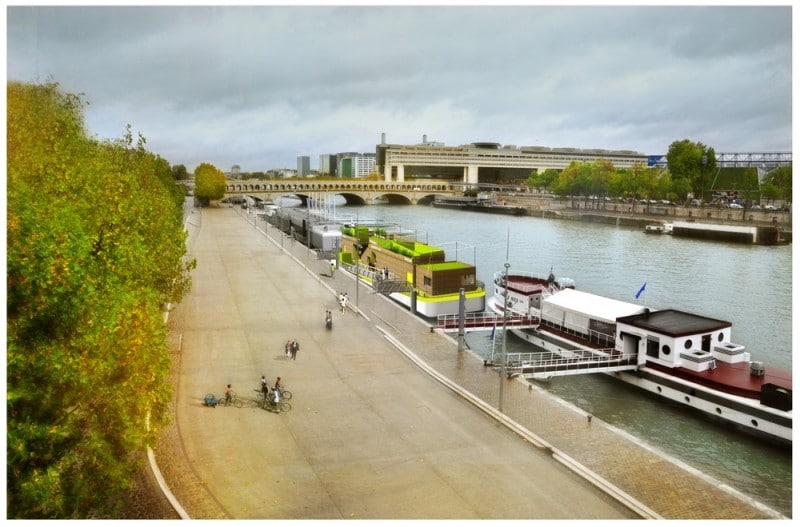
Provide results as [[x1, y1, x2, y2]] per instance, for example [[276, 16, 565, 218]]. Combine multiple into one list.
[[306, 200, 793, 517]]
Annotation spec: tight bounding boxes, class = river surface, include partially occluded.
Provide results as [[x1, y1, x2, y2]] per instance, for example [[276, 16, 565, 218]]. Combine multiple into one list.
[[274, 198, 794, 516]]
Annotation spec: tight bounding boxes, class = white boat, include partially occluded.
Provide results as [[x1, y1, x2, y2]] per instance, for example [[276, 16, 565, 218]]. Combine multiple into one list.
[[644, 223, 673, 234], [487, 269, 792, 446]]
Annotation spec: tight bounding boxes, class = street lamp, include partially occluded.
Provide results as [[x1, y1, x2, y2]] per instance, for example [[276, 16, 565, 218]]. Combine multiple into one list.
[[701, 153, 708, 206], [499, 261, 510, 412]]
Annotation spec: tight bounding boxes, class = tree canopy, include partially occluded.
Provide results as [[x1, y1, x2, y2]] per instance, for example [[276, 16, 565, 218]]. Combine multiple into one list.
[[193, 162, 226, 204], [665, 139, 716, 200], [7, 81, 195, 518]]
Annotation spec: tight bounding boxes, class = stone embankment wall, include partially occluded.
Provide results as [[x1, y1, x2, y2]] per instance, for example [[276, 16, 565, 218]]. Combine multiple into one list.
[[506, 195, 792, 231]]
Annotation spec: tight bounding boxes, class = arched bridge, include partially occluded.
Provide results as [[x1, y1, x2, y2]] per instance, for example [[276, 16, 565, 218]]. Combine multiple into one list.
[[224, 179, 463, 205]]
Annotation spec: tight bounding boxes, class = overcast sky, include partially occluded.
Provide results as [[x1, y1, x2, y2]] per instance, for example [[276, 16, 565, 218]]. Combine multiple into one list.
[[5, 3, 794, 172]]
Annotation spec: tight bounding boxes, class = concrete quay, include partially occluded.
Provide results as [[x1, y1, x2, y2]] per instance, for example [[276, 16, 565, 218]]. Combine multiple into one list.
[[136, 205, 783, 520]]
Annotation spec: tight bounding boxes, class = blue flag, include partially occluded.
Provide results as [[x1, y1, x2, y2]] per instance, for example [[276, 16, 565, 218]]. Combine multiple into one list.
[[635, 282, 647, 299]]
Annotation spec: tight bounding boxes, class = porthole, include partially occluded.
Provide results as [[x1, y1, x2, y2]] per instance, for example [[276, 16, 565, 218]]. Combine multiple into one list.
[[656, 386, 662, 393], [716, 408, 722, 414], [751, 419, 759, 428], [661, 344, 671, 355], [684, 396, 691, 403], [717, 333, 724, 342], [684, 339, 692, 349]]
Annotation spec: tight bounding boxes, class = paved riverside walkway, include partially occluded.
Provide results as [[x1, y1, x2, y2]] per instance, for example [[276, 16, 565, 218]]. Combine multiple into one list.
[[147, 205, 784, 520]]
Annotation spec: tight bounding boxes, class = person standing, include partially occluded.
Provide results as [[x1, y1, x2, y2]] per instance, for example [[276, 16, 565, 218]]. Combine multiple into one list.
[[291, 340, 299, 360], [224, 384, 233, 406], [285, 339, 292, 358]]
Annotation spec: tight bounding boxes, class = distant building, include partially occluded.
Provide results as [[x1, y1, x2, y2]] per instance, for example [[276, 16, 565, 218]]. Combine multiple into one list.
[[339, 153, 376, 178], [296, 156, 311, 177], [376, 133, 648, 184], [319, 154, 337, 177]]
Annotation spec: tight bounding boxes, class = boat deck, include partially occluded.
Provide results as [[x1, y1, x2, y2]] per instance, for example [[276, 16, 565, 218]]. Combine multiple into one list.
[[648, 360, 792, 398]]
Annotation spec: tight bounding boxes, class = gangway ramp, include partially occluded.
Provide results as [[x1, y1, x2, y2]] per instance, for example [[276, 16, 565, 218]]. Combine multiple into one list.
[[496, 350, 639, 379], [436, 312, 539, 332]]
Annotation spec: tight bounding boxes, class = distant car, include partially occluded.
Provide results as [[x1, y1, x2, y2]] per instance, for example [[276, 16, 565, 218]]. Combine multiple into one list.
[[751, 204, 762, 210], [764, 204, 776, 210], [412, 186, 421, 191], [728, 203, 743, 209]]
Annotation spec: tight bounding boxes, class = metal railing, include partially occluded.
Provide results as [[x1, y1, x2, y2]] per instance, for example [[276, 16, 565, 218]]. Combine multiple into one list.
[[500, 349, 639, 379]]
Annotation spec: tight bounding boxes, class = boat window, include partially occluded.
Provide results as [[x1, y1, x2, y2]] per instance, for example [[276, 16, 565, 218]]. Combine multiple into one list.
[[646, 338, 659, 358], [661, 344, 671, 356], [424, 276, 432, 286], [684, 339, 693, 350], [717, 333, 724, 342]]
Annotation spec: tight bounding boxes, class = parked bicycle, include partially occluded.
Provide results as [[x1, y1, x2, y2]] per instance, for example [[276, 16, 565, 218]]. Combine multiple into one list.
[[218, 391, 244, 408]]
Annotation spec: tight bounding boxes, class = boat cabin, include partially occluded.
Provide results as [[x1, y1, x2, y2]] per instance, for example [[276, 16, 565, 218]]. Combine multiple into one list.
[[615, 309, 746, 372], [540, 289, 645, 349]]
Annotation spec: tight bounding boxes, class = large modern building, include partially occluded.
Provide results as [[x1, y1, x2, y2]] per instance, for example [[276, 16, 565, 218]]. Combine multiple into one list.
[[339, 153, 376, 178], [375, 134, 649, 185], [296, 155, 311, 177], [318, 154, 337, 177]]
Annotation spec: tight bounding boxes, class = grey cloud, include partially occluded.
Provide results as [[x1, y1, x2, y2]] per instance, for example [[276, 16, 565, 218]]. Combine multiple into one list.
[[6, 5, 792, 172]]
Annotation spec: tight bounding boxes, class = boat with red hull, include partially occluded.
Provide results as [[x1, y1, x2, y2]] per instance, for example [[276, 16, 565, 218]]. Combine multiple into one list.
[[488, 269, 792, 446]]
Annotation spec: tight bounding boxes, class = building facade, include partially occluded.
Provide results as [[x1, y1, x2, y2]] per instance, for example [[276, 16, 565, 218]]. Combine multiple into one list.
[[318, 154, 337, 177], [296, 155, 311, 178], [376, 135, 648, 185], [339, 153, 376, 178]]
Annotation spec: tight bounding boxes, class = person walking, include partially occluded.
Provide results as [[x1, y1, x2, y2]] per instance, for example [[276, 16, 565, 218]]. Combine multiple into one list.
[[291, 340, 299, 360], [325, 310, 332, 330], [285, 339, 292, 358]]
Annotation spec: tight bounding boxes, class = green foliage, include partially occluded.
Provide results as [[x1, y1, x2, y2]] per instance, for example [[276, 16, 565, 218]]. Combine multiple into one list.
[[665, 139, 716, 198], [767, 166, 792, 201], [171, 163, 188, 180], [193, 162, 226, 203], [7, 81, 194, 518], [527, 168, 560, 191]]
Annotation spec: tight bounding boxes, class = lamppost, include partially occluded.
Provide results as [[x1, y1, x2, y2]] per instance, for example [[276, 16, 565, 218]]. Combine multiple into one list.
[[701, 153, 708, 206], [355, 209, 359, 307], [499, 261, 510, 412]]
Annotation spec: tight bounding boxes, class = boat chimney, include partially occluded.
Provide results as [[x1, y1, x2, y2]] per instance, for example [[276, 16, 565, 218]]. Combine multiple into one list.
[[381, 132, 386, 144], [644, 308, 650, 318], [750, 361, 765, 377]]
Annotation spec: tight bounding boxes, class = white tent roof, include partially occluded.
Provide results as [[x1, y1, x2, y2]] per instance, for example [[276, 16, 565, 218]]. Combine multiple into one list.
[[543, 288, 645, 325]]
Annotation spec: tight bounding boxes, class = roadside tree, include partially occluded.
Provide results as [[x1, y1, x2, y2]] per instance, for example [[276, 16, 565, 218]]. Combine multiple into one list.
[[194, 162, 226, 205]]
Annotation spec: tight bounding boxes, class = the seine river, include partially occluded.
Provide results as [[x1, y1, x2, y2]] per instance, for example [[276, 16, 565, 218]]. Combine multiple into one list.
[[313, 200, 792, 517]]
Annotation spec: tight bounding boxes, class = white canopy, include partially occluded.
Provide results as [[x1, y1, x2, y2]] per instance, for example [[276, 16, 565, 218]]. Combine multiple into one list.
[[541, 288, 645, 333]]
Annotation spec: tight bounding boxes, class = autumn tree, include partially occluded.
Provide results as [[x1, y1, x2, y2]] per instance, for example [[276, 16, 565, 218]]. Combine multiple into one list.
[[7, 81, 194, 518], [193, 162, 226, 205]]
